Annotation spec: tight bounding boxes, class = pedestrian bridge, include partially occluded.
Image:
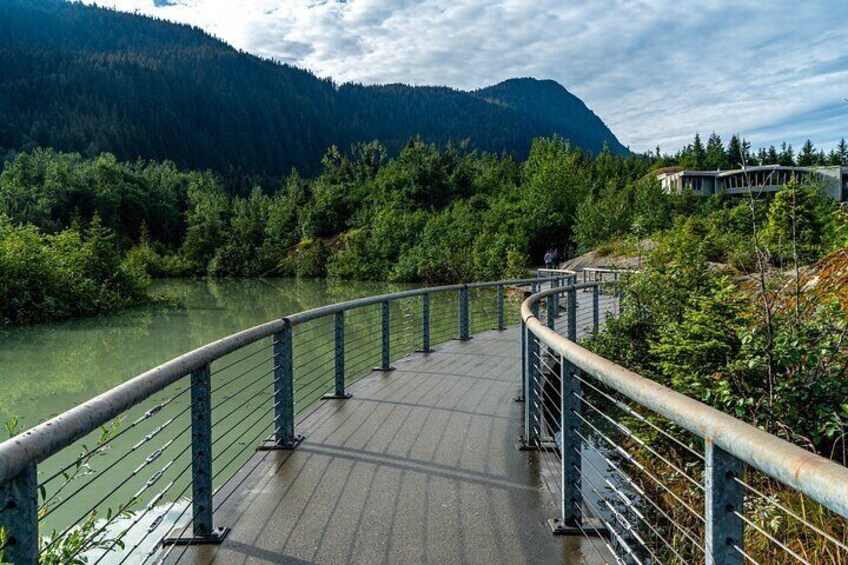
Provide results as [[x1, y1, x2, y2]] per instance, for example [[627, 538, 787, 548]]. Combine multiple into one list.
[[1, 276, 847, 564]]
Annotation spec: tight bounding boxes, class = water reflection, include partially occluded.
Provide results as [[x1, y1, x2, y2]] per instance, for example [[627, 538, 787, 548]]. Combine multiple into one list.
[[0, 278, 414, 429]]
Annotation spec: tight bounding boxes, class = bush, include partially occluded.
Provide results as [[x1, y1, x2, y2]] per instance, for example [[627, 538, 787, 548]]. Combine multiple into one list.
[[0, 216, 150, 325]]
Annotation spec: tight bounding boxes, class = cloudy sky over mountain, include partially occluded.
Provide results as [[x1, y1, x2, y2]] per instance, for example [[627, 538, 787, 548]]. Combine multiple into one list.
[[83, 0, 848, 153]]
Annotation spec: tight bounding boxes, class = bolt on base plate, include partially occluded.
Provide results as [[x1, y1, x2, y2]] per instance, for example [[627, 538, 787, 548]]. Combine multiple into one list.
[[257, 435, 304, 451], [548, 518, 608, 537], [516, 436, 558, 452], [162, 526, 230, 546]]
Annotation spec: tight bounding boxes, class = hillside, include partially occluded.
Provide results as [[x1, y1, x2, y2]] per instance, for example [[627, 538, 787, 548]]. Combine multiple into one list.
[[476, 79, 628, 156], [0, 0, 628, 178]]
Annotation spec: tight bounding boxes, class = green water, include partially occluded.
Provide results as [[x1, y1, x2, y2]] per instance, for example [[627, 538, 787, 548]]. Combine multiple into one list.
[[0, 278, 415, 430]]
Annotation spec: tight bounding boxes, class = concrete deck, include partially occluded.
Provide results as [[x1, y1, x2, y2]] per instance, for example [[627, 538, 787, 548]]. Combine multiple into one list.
[[168, 324, 608, 564]]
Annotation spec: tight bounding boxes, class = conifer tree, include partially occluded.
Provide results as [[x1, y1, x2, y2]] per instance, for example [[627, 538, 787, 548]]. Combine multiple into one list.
[[778, 142, 795, 166], [705, 132, 728, 170], [766, 146, 779, 165], [726, 135, 743, 167], [797, 139, 816, 166], [691, 133, 706, 169]]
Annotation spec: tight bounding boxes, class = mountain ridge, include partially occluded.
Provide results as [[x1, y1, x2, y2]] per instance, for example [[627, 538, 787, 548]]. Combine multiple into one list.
[[0, 0, 628, 177]]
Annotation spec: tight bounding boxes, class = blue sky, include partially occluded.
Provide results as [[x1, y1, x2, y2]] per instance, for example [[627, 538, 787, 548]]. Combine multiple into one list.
[[82, 0, 848, 154]]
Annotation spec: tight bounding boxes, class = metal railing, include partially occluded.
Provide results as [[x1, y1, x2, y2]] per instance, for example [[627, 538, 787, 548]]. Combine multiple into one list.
[[522, 284, 848, 564], [0, 276, 565, 564], [536, 267, 577, 281], [580, 266, 634, 285]]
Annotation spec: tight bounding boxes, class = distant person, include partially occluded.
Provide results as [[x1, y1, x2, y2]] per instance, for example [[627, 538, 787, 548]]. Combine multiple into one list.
[[544, 250, 554, 269], [552, 248, 561, 266]]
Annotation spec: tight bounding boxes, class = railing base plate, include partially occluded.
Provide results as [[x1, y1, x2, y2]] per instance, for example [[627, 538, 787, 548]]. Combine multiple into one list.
[[513, 395, 525, 403], [453, 337, 473, 342], [415, 348, 435, 354], [516, 437, 558, 452], [322, 393, 353, 400], [162, 526, 230, 546], [372, 367, 396, 372], [257, 435, 304, 451], [548, 518, 608, 537]]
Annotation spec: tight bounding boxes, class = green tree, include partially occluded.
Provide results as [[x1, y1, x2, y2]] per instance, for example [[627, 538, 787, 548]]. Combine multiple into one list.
[[705, 132, 729, 170], [798, 139, 817, 166], [181, 173, 230, 273]]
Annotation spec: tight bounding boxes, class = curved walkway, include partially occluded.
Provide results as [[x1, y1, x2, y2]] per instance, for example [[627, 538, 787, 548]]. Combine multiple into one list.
[[169, 325, 604, 564]]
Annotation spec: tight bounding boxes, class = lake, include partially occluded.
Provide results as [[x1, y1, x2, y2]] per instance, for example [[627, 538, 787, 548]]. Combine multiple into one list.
[[0, 278, 418, 430]]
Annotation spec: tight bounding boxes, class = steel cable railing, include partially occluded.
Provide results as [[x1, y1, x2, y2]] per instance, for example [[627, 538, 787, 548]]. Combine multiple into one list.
[[522, 281, 848, 565], [0, 275, 565, 564]]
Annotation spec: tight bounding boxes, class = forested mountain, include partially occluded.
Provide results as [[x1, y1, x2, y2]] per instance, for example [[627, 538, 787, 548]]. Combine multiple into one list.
[[0, 0, 627, 178], [475, 79, 626, 157]]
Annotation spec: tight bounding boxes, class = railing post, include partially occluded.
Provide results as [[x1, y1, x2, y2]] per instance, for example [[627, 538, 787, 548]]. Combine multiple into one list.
[[516, 290, 531, 403], [459, 286, 471, 341], [592, 284, 599, 334], [521, 301, 541, 449], [496, 284, 505, 331], [617, 282, 624, 315], [705, 440, 744, 565], [165, 364, 229, 544], [418, 293, 434, 353], [324, 312, 351, 399], [375, 300, 394, 371], [517, 318, 526, 403], [162, 363, 230, 545], [0, 463, 38, 564], [526, 330, 541, 447], [550, 359, 583, 534], [190, 364, 214, 536], [546, 292, 557, 330], [567, 287, 577, 341], [260, 323, 302, 450]]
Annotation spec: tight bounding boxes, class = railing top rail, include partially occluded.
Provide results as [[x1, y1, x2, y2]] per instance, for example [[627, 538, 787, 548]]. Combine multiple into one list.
[[536, 268, 577, 275], [286, 276, 558, 324], [521, 285, 848, 520], [581, 267, 635, 273], [0, 276, 560, 485]]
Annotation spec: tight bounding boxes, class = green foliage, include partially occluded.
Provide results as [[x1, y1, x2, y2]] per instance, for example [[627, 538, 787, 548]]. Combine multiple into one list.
[[590, 220, 848, 456], [3, 129, 841, 329], [762, 180, 837, 264], [574, 176, 671, 250], [0, 215, 149, 326]]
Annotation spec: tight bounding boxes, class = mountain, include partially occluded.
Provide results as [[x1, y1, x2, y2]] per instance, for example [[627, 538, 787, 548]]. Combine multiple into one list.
[[475, 79, 628, 157], [0, 0, 628, 178]]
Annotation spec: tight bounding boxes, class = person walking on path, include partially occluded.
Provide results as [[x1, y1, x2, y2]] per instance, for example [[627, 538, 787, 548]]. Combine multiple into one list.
[[544, 250, 554, 269]]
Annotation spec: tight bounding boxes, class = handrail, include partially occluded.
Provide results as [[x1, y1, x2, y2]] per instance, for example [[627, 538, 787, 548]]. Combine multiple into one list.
[[580, 267, 634, 273], [0, 276, 553, 487], [521, 284, 848, 520], [536, 268, 576, 276]]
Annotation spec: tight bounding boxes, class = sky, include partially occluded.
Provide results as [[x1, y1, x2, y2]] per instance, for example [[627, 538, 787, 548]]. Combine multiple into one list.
[[81, 0, 848, 154]]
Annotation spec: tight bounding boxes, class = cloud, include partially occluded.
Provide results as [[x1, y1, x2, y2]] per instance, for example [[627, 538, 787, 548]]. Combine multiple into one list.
[[76, 0, 848, 153]]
